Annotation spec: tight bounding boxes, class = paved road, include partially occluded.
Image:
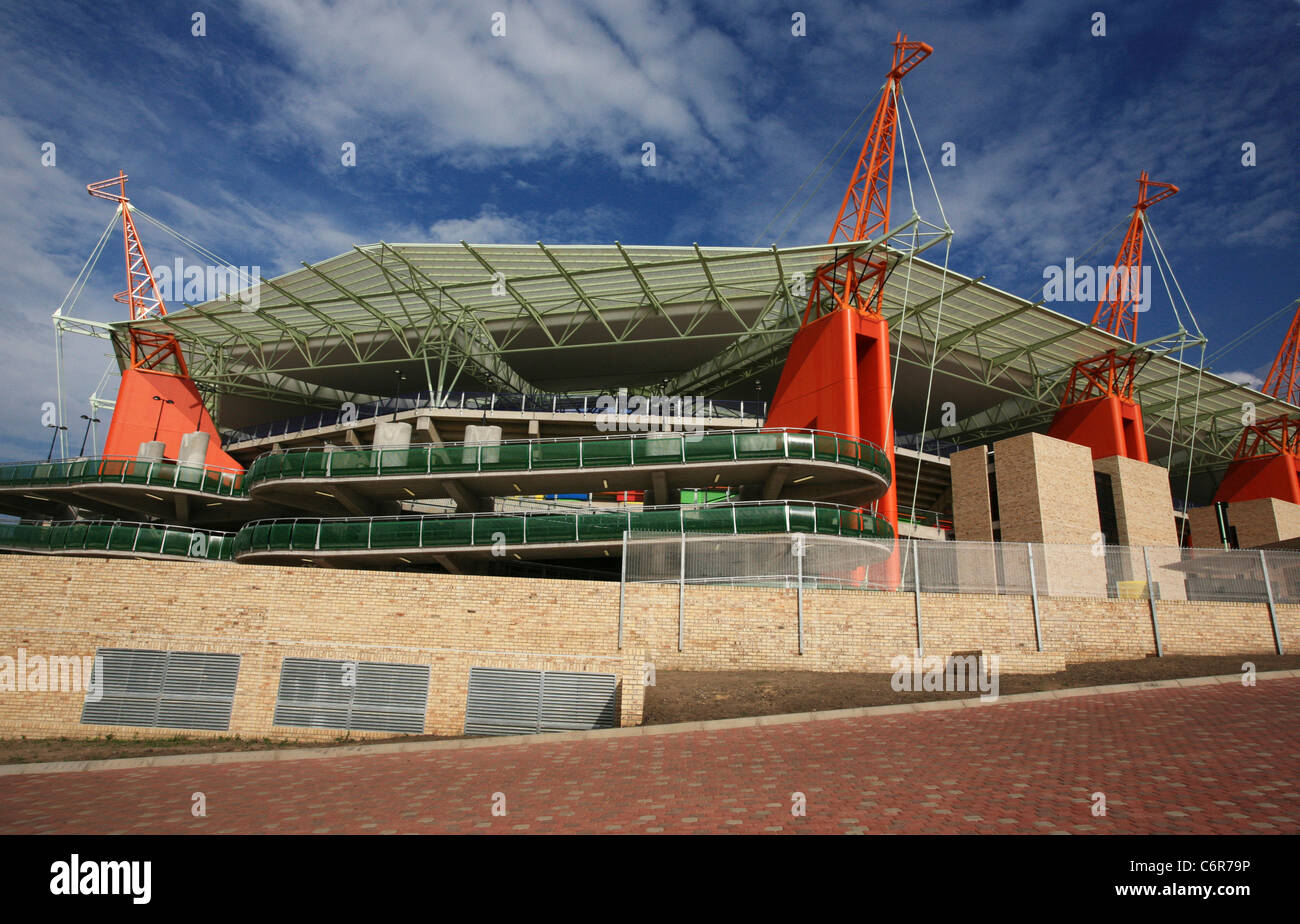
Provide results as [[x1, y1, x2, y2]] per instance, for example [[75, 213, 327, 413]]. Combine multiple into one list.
[[2, 679, 1296, 834]]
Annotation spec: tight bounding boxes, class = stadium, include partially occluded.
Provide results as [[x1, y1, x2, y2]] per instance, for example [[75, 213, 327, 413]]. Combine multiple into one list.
[[0, 34, 1296, 743]]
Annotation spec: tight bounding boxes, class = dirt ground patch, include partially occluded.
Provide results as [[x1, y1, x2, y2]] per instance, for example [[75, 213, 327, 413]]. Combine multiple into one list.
[[1, 653, 1295, 765], [0, 732, 458, 766], [641, 653, 1300, 724]]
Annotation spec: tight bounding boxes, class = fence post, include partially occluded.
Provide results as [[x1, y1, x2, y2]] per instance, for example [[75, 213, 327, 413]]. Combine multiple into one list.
[[678, 531, 686, 652], [618, 530, 628, 650], [912, 538, 924, 656], [1259, 550, 1285, 656], [1027, 543, 1043, 652], [1142, 546, 1163, 657], [794, 533, 805, 655]]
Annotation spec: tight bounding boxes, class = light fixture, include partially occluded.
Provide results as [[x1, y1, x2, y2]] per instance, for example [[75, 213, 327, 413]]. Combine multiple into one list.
[[314, 491, 335, 498], [793, 475, 814, 484]]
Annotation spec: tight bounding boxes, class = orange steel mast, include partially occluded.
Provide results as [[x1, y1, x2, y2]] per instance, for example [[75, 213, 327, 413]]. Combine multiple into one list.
[[86, 172, 188, 373], [1047, 171, 1177, 462], [87, 171, 243, 471], [766, 33, 932, 551], [1213, 298, 1300, 507]]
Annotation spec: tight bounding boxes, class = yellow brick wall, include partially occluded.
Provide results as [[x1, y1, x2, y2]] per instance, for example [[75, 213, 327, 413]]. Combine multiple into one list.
[[0, 554, 1293, 741]]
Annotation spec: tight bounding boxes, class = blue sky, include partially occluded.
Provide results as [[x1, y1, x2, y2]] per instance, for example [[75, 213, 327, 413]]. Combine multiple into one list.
[[0, 0, 1296, 461]]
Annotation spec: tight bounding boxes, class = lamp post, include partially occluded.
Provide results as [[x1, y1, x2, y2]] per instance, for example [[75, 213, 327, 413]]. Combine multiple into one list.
[[151, 395, 174, 442], [45, 423, 68, 462], [78, 415, 101, 457], [394, 370, 406, 420]]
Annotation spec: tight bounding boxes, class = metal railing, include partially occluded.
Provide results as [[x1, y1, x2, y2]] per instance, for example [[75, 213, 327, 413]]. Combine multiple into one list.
[[625, 532, 1300, 607], [898, 505, 952, 531], [244, 428, 891, 489], [0, 519, 235, 561], [221, 389, 771, 445], [232, 500, 894, 557], [894, 431, 965, 459], [0, 455, 247, 497]]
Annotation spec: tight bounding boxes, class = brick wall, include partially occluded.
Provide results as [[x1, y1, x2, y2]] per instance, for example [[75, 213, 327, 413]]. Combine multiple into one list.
[[0, 556, 644, 741], [950, 445, 993, 542], [0, 553, 1293, 741]]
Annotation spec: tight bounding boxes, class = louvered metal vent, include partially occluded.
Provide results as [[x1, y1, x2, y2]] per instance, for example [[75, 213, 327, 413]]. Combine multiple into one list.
[[465, 667, 617, 736], [80, 648, 241, 731], [273, 657, 430, 734]]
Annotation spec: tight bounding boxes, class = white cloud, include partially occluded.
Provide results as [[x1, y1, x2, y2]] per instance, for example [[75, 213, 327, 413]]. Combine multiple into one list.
[[237, 0, 755, 174], [1219, 370, 1265, 390]]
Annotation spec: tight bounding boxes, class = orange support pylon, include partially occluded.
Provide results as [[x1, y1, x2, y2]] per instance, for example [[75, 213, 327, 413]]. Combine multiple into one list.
[[1048, 171, 1177, 461], [766, 33, 932, 581], [87, 172, 242, 471]]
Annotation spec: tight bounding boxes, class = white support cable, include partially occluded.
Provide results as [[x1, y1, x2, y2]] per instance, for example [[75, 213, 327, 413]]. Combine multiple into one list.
[[755, 97, 877, 247], [1178, 341, 1209, 535], [53, 210, 119, 319], [1143, 218, 1203, 338], [1205, 297, 1299, 366], [895, 89, 955, 516], [900, 89, 950, 231]]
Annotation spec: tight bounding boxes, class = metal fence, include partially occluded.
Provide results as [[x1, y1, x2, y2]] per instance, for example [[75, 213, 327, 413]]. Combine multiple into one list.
[[622, 533, 1300, 606], [244, 427, 891, 488], [0, 455, 246, 497], [0, 519, 234, 561], [221, 389, 771, 445]]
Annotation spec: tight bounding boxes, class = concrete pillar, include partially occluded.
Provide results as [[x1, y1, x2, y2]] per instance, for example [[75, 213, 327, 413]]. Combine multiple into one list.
[[178, 431, 210, 465], [373, 421, 413, 470], [137, 441, 166, 461], [371, 421, 412, 449], [463, 424, 503, 465], [175, 431, 211, 485]]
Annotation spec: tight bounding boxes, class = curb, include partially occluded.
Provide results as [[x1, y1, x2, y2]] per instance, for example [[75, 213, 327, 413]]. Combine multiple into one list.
[[2, 669, 1295, 777]]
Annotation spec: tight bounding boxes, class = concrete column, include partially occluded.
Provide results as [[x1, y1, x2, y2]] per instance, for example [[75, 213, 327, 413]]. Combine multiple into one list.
[[178, 431, 210, 465], [175, 431, 211, 485], [371, 421, 412, 449], [373, 421, 413, 470], [463, 424, 503, 465], [136, 441, 166, 461]]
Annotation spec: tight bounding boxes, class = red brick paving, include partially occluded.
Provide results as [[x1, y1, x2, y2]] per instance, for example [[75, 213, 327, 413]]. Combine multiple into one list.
[[1, 679, 1297, 834]]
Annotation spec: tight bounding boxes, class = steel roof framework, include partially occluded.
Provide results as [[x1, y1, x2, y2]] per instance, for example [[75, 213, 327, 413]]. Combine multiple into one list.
[[92, 241, 1293, 482]]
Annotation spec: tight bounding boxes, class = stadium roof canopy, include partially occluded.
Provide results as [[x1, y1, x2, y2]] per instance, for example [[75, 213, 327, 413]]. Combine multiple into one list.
[[114, 240, 1295, 483]]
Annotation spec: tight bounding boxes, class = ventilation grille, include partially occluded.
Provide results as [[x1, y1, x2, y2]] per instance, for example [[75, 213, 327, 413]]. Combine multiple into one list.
[[80, 648, 241, 731], [273, 657, 430, 735], [465, 667, 617, 736]]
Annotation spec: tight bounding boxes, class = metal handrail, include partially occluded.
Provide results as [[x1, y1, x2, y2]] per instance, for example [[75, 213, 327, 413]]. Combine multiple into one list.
[[244, 427, 891, 488], [232, 499, 895, 555], [0, 455, 247, 497], [0, 518, 235, 561], [220, 388, 771, 445]]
